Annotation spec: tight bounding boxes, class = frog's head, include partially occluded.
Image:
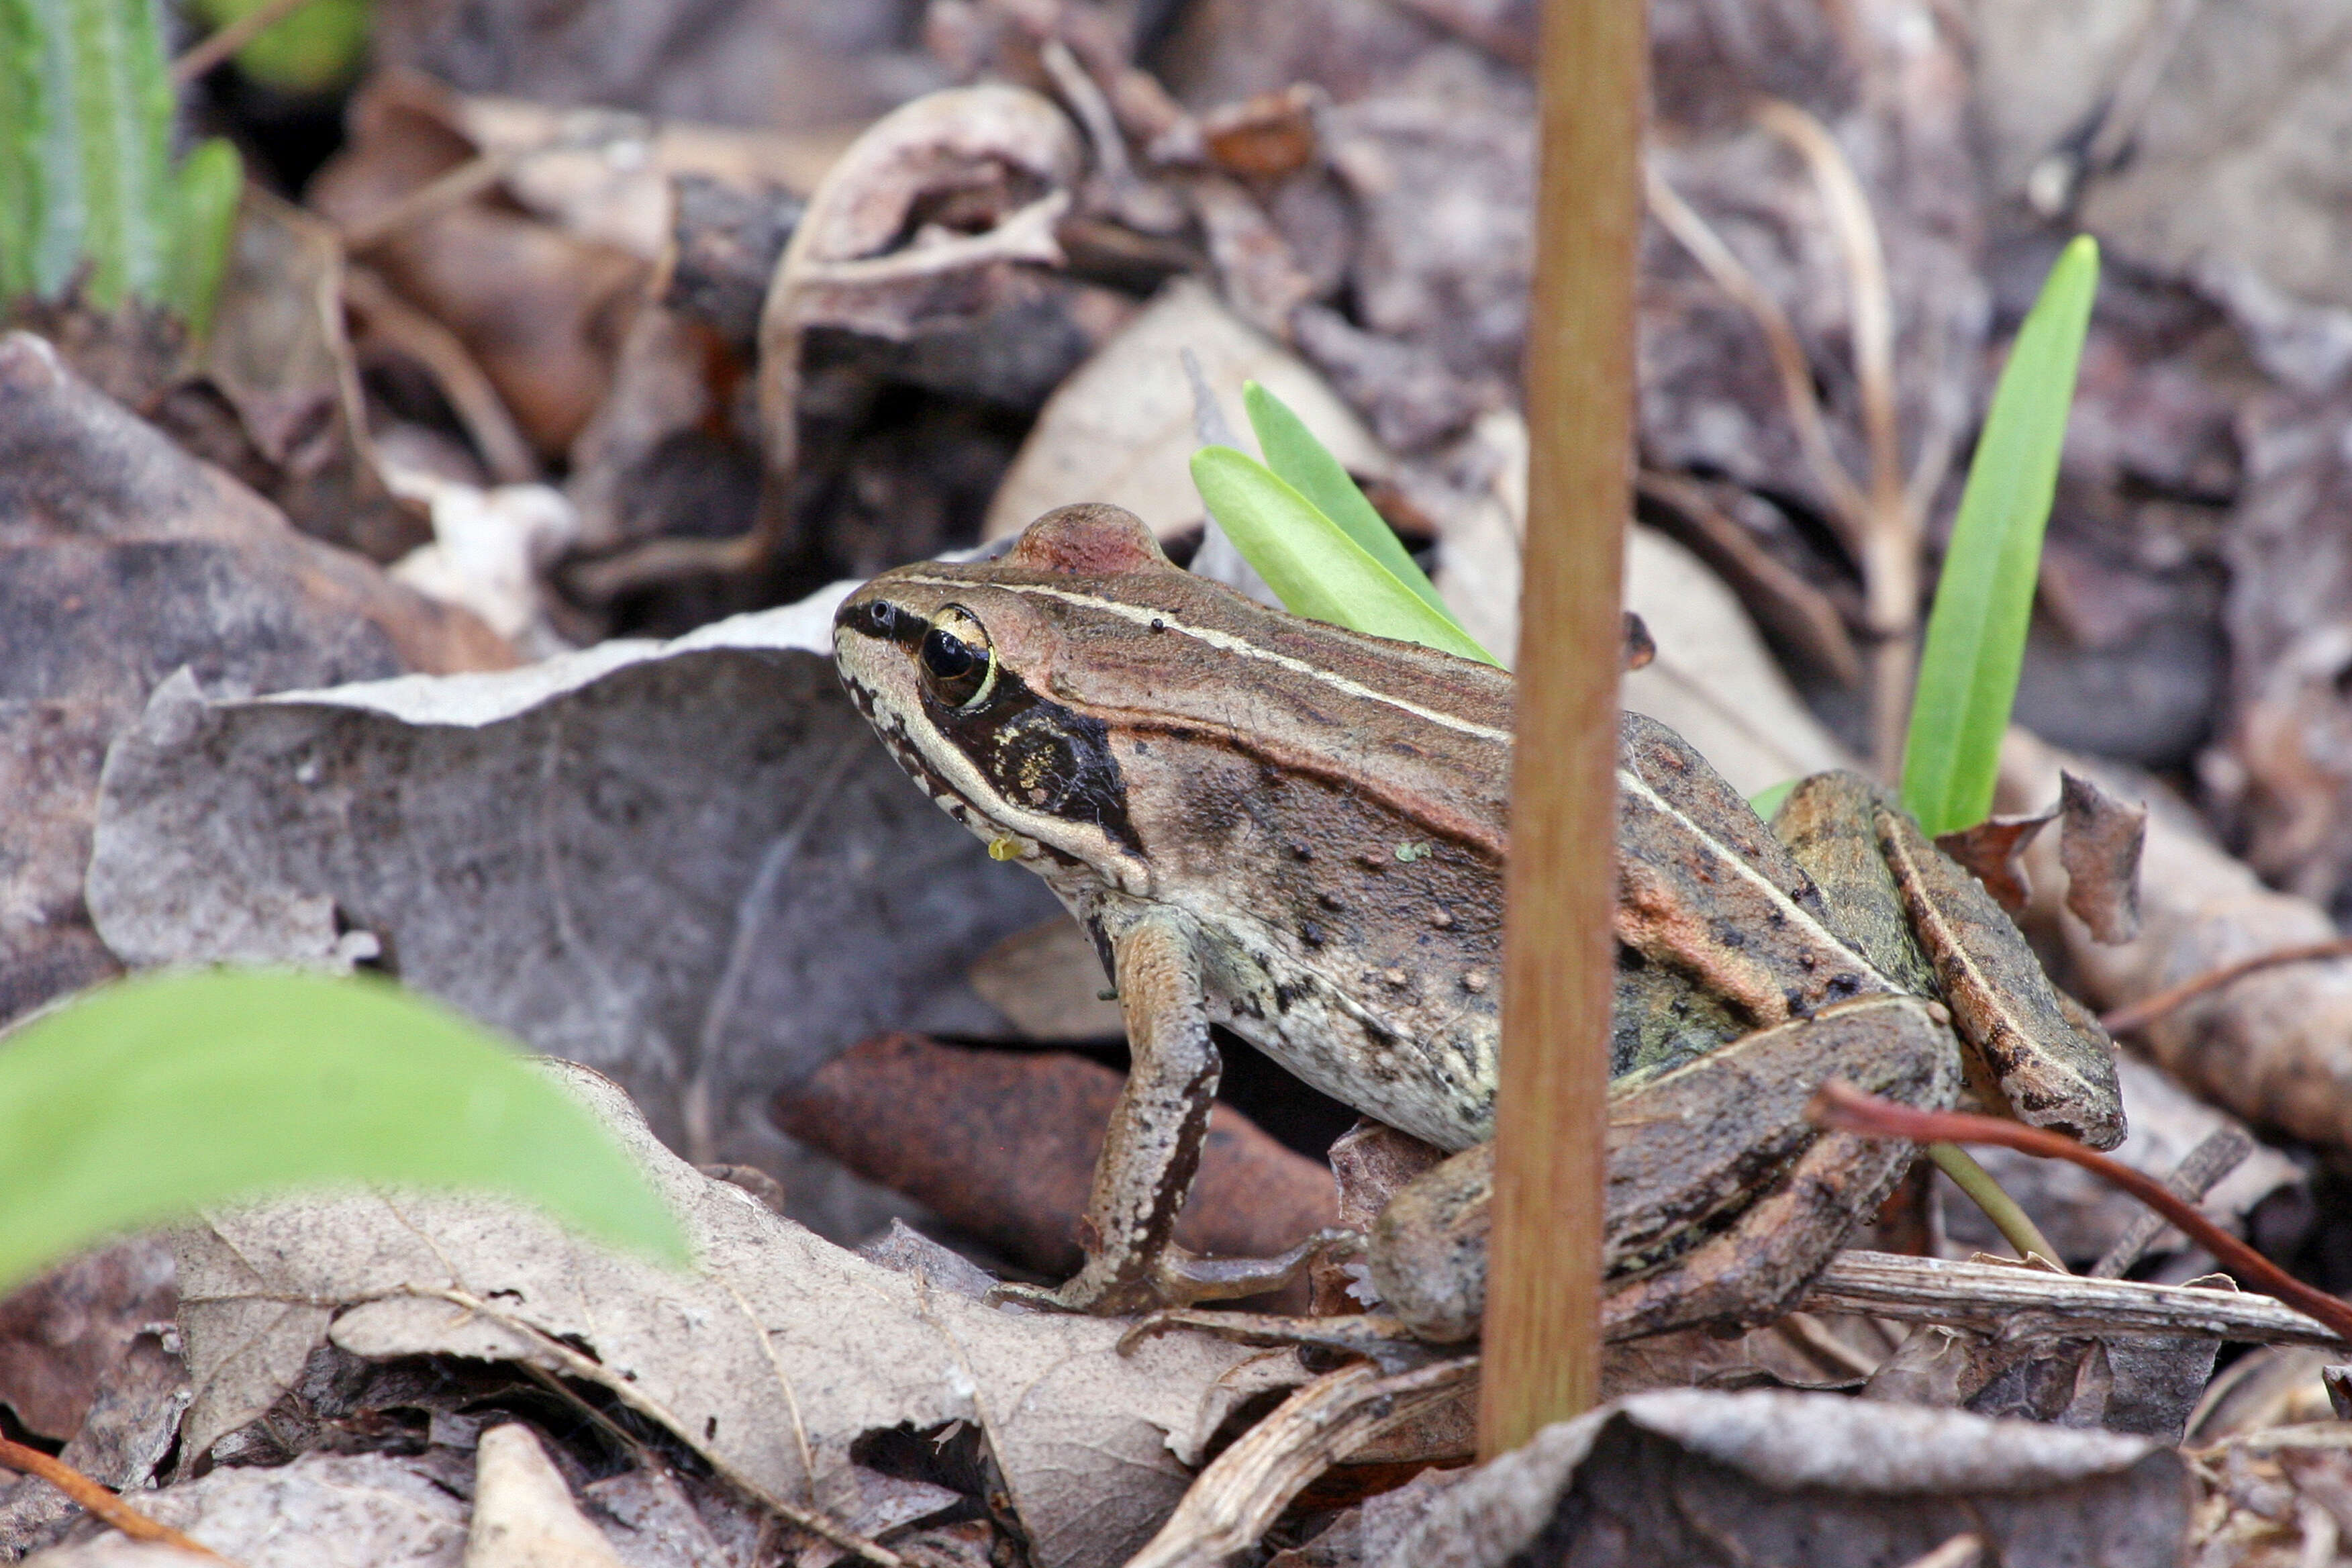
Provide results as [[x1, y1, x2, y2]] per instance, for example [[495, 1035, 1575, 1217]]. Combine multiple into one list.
[[834, 503, 1168, 891]]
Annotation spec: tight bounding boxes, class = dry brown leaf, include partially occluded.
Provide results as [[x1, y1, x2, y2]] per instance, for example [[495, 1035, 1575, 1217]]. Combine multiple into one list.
[[0, 332, 511, 1028], [2059, 771, 2149, 945], [156, 189, 424, 563], [1934, 810, 2058, 917], [463, 1426, 627, 1568], [2002, 729, 2352, 1153], [171, 1065, 1304, 1568], [981, 277, 1383, 542], [24, 1451, 469, 1568], [967, 918, 1123, 1042], [83, 585, 1063, 1210], [310, 74, 652, 460], [0, 1241, 176, 1444], [1376, 1389, 2190, 1568], [769, 1032, 1336, 1283]]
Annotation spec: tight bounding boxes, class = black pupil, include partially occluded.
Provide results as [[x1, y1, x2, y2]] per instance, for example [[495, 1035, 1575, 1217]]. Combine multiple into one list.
[[923, 628, 976, 681]]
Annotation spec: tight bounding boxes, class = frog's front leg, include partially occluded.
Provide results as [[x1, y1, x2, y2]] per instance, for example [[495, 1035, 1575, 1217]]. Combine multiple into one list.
[[1367, 991, 1961, 1343], [1001, 908, 1222, 1314]]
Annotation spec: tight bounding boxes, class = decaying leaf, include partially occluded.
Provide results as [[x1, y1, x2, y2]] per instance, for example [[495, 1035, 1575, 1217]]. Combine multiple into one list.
[[2061, 771, 2149, 945], [464, 1425, 627, 1568], [2003, 730, 2352, 1154], [0, 1240, 177, 1444], [1375, 1389, 2191, 1568], [309, 72, 655, 462], [25, 1450, 469, 1568], [0, 1295, 187, 1559], [983, 277, 1383, 542], [0, 331, 512, 1028], [2190, 1424, 2352, 1568], [154, 188, 424, 564], [171, 1064, 1304, 1568], [756, 83, 1081, 434], [82, 582, 1064, 1218], [968, 918, 1124, 1042]]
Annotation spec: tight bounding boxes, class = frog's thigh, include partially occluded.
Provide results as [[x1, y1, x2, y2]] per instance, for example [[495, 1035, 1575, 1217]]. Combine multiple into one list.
[[1602, 992, 1960, 1342]]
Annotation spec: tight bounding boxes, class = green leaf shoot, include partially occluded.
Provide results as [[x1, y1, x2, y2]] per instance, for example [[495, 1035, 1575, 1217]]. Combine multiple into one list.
[[1747, 779, 1796, 820], [191, 0, 371, 93], [1901, 235, 2099, 835], [165, 138, 240, 341], [1191, 444, 1499, 665], [1242, 381, 1455, 618], [0, 969, 690, 1295], [1, 0, 241, 335]]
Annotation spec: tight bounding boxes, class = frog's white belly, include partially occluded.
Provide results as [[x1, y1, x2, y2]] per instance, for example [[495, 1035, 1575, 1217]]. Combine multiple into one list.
[[1187, 903, 1497, 1152]]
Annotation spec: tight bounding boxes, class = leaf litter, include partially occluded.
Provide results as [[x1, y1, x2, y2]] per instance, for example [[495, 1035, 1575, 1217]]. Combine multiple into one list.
[[18, 0, 2352, 1563]]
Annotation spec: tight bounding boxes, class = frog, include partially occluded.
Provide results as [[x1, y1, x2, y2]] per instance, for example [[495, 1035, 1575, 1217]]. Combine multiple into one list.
[[830, 502, 2125, 1342]]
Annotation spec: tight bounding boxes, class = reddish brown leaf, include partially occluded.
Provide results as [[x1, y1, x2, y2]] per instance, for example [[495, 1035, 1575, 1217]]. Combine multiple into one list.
[[1934, 809, 2057, 915]]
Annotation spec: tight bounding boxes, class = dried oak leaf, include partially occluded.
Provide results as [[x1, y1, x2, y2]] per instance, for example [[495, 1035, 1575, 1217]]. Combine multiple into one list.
[[773, 1032, 1336, 1283], [171, 1064, 1304, 1568], [83, 584, 1064, 1210]]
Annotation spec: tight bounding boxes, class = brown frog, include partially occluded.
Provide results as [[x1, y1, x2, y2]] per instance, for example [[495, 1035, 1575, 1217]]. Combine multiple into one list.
[[832, 503, 2124, 1341]]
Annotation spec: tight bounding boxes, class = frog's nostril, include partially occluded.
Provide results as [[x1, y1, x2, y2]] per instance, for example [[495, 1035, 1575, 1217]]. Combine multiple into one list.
[[849, 599, 908, 640]]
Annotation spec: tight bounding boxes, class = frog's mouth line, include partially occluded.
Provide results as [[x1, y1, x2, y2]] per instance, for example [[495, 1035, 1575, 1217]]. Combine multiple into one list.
[[835, 607, 1148, 881]]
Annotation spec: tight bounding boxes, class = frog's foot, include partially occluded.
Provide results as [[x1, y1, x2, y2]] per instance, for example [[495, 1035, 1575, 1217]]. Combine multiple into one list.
[[985, 1228, 1363, 1318], [1151, 1227, 1362, 1306], [1117, 1308, 1443, 1375], [987, 1232, 1373, 1316]]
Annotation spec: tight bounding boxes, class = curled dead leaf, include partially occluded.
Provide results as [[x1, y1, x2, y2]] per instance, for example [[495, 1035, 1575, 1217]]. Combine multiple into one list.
[[1934, 810, 2058, 917], [2059, 771, 2148, 945]]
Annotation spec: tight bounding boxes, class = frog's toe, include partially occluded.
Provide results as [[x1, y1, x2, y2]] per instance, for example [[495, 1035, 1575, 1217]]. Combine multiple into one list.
[[1153, 1227, 1364, 1306], [1117, 1308, 1440, 1374]]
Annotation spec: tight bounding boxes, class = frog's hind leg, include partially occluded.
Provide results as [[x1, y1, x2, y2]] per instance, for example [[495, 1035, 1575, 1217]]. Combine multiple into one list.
[[1600, 991, 1961, 1342]]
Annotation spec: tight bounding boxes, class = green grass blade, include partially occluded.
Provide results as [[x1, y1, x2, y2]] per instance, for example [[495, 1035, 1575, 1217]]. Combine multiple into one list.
[[0, 0, 44, 301], [1901, 235, 2099, 835], [1191, 445, 1498, 665], [65, 0, 175, 309], [165, 137, 240, 340], [0, 969, 690, 1293], [1242, 380, 1457, 621]]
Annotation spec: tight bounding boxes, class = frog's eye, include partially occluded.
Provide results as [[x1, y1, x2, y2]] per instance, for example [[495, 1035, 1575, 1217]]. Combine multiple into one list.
[[919, 605, 997, 709]]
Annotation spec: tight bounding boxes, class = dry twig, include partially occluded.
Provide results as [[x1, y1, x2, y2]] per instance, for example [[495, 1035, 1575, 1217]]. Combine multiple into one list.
[[1121, 1358, 1477, 1568], [0, 1435, 234, 1563], [1811, 1082, 2352, 1344], [2098, 938, 2352, 1036]]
